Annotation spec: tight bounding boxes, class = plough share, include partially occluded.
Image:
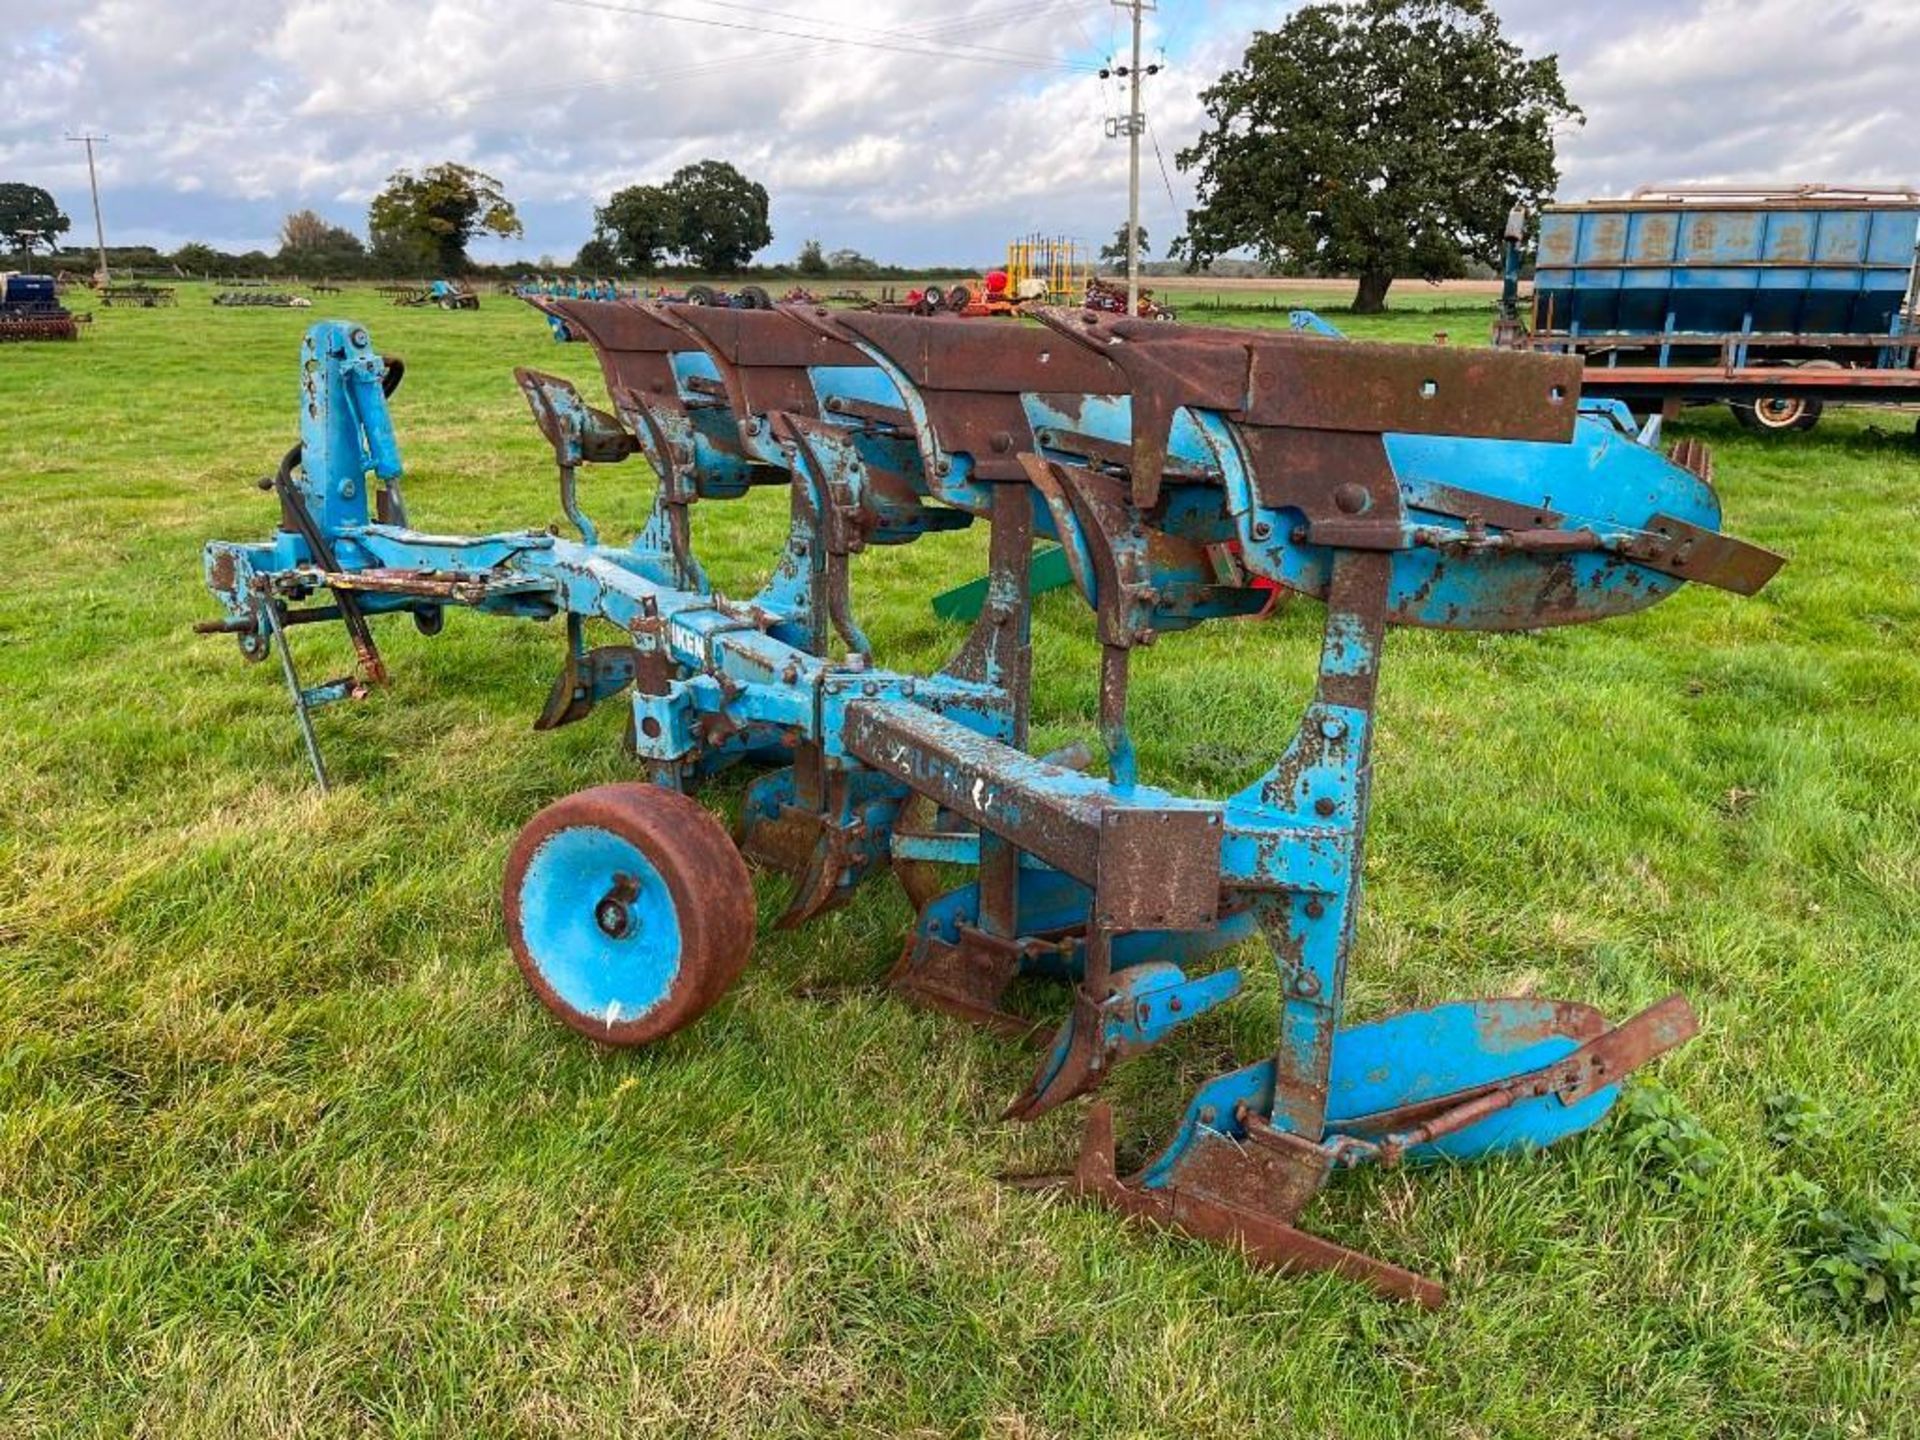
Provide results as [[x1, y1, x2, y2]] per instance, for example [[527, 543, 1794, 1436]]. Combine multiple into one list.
[[202, 298, 1784, 1306]]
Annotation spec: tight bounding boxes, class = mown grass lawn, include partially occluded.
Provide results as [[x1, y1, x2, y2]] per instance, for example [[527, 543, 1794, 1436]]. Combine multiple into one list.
[[3, 280, 1918, 1437]]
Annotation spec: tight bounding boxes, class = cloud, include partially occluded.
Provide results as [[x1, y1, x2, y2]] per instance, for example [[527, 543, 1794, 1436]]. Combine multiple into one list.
[[2, 0, 1915, 264], [1503, 0, 1920, 201]]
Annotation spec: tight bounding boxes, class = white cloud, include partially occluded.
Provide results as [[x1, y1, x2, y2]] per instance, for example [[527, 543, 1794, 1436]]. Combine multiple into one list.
[[2, 0, 1915, 263]]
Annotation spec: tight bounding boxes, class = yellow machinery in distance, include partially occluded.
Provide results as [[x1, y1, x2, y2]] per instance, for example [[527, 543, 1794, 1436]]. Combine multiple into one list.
[[1002, 234, 1092, 304]]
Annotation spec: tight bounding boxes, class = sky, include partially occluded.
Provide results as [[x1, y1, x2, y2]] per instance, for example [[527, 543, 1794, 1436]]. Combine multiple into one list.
[[2, 0, 1916, 267]]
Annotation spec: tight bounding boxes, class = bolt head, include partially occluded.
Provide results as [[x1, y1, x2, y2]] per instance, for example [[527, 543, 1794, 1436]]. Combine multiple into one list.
[[595, 899, 631, 939]]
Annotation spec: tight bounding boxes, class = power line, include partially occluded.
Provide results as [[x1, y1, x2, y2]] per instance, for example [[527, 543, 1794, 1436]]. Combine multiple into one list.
[[379, 2, 1099, 113], [667, 0, 1096, 56], [1146, 111, 1178, 209], [111, 1, 1100, 141], [1067, 4, 1118, 127], [1155, 0, 1191, 58], [543, 0, 1102, 73]]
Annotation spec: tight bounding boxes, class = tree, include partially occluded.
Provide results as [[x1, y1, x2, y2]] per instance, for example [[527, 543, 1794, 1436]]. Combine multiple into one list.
[[594, 161, 773, 275], [1175, 0, 1578, 312], [0, 183, 71, 259], [276, 209, 365, 275], [369, 225, 426, 278], [170, 242, 223, 275], [796, 238, 828, 277], [574, 234, 619, 274], [1099, 223, 1150, 266], [827, 247, 875, 274], [280, 209, 334, 252], [594, 184, 676, 274], [366, 163, 522, 273], [662, 160, 770, 274]]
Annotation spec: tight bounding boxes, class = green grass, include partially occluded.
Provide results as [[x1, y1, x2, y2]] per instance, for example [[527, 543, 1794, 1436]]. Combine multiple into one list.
[[3, 282, 1919, 1437]]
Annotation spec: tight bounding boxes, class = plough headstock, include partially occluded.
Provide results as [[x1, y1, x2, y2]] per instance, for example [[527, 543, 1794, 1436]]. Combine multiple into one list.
[[200, 299, 1784, 1305]]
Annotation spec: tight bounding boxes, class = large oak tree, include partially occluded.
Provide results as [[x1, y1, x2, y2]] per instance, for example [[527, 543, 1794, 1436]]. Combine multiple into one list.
[[0, 183, 71, 260], [1176, 0, 1578, 312], [367, 164, 522, 273], [593, 160, 772, 275]]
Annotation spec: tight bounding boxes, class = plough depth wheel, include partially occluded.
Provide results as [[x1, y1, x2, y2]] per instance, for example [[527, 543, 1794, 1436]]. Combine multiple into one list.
[[503, 783, 755, 1045]]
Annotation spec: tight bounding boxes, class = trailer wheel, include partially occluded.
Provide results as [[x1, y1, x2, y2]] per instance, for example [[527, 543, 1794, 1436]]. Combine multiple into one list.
[[504, 783, 756, 1046], [739, 284, 773, 310], [1731, 359, 1836, 434], [685, 284, 717, 307], [1732, 394, 1823, 433]]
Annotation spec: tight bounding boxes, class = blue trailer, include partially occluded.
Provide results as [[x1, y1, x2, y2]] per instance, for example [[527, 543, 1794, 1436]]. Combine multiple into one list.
[[1501, 186, 1920, 432]]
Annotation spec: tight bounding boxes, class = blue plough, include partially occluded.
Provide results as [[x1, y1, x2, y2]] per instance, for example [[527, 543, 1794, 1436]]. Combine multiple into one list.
[[200, 301, 1784, 1305]]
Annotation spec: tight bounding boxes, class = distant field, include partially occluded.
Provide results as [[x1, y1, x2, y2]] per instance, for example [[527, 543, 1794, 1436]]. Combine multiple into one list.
[[3, 282, 1918, 1436]]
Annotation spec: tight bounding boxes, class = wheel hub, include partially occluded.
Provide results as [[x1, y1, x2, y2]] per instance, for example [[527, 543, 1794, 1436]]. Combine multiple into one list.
[[595, 873, 641, 939]]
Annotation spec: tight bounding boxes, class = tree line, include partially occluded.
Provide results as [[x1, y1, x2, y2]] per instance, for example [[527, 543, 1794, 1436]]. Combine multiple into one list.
[[2, 159, 782, 281]]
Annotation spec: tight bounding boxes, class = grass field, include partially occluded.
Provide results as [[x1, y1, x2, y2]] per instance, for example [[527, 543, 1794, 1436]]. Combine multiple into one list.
[[4, 281, 1919, 1437]]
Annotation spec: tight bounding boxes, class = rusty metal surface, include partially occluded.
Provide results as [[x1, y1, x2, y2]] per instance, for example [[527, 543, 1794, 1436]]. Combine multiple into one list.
[[538, 297, 697, 405], [1032, 307, 1583, 509], [1667, 438, 1713, 486], [832, 309, 1130, 482], [843, 699, 1222, 932], [1619, 514, 1786, 596], [885, 926, 1047, 1044], [1064, 1103, 1448, 1309]]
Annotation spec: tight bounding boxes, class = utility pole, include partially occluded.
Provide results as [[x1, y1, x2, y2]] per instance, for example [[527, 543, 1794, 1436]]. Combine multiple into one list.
[[1101, 2, 1158, 318], [66, 133, 110, 285]]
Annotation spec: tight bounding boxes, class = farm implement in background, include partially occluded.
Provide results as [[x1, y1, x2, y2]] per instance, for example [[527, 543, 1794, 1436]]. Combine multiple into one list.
[[99, 283, 177, 308], [382, 279, 481, 310], [200, 301, 1783, 1306], [0, 273, 81, 341], [213, 291, 311, 309]]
